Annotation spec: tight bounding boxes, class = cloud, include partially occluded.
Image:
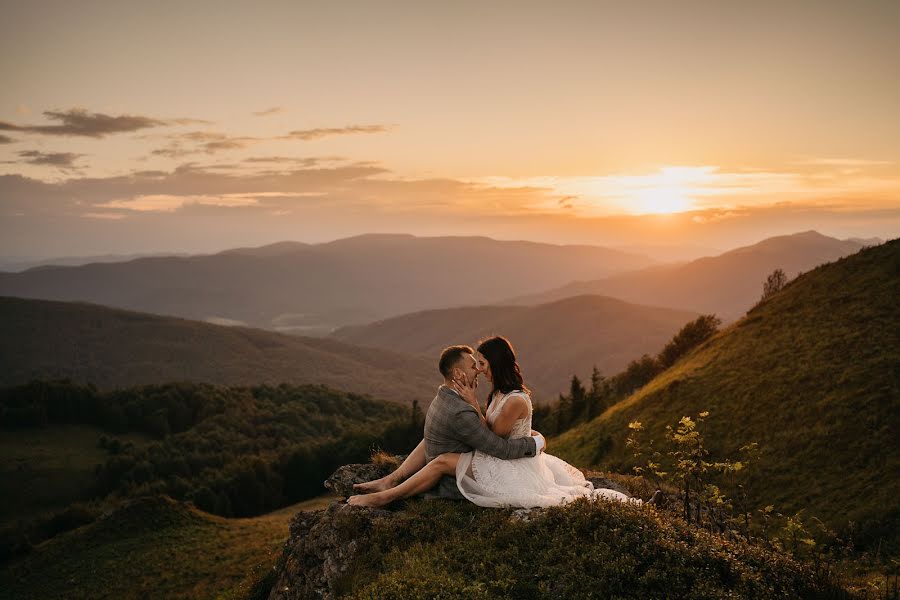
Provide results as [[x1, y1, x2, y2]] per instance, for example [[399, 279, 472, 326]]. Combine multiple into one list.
[[0, 108, 210, 138], [150, 143, 193, 159], [0, 134, 15, 144], [97, 193, 263, 212], [282, 124, 391, 141], [244, 156, 315, 164], [253, 106, 285, 116], [202, 137, 259, 153], [478, 165, 900, 217], [81, 212, 126, 220], [143, 123, 389, 159], [4, 160, 898, 234], [16, 104, 31, 116], [151, 131, 262, 156], [17, 150, 84, 169], [558, 195, 576, 210], [242, 156, 345, 167], [2, 163, 898, 261], [791, 157, 893, 168]]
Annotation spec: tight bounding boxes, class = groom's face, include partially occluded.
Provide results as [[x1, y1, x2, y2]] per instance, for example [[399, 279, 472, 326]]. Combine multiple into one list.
[[454, 352, 479, 386]]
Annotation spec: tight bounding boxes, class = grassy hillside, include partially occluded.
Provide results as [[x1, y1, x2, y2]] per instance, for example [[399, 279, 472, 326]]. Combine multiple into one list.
[[0, 296, 436, 404], [0, 495, 332, 600], [0, 425, 152, 523], [332, 295, 698, 403], [0, 234, 653, 333], [552, 238, 900, 550], [510, 231, 866, 321]]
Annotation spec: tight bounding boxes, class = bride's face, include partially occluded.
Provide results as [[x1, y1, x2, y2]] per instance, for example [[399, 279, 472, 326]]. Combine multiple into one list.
[[475, 352, 492, 383]]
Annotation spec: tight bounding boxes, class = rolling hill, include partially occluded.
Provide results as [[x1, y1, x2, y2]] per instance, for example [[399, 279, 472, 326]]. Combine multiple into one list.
[[509, 231, 868, 321], [332, 295, 699, 403], [552, 238, 900, 549], [0, 296, 437, 404], [0, 495, 332, 600], [0, 234, 653, 335]]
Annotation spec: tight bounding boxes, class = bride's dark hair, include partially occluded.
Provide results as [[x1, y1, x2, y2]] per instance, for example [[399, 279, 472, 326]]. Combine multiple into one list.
[[476, 335, 529, 407]]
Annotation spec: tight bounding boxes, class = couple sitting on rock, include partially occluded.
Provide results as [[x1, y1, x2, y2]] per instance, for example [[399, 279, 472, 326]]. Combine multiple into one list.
[[349, 336, 660, 509]]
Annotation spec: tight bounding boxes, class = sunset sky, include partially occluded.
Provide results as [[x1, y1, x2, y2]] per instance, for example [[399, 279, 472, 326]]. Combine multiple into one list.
[[2, 0, 899, 260]]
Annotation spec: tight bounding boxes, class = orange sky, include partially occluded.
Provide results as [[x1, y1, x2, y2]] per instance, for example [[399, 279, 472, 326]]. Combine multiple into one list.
[[1, 1, 898, 259]]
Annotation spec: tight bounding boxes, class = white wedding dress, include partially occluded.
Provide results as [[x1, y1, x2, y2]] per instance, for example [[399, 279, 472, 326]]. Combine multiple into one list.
[[455, 390, 642, 508]]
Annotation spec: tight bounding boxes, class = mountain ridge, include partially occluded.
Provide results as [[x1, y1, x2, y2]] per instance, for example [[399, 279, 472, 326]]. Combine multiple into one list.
[[0, 234, 654, 335], [506, 231, 867, 320]]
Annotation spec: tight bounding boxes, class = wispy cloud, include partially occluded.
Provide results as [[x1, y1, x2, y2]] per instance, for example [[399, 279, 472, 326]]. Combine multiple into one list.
[[17, 149, 84, 169], [281, 124, 391, 141], [0, 134, 15, 144], [151, 131, 263, 157], [0, 108, 209, 138], [242, 156, 347, 168], [145, 123, 390, 158], [138, 123, 392, 158], [478, 165, 900, 216], [81, 211, 126, 220], [97, 193, 263, 212], [791, 157, 893, 168], [252, 106, 285, 116]]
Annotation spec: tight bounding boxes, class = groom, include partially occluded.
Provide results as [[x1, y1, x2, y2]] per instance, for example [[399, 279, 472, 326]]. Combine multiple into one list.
[[352, 344, 545, 500], [425, 345, 545, 499]]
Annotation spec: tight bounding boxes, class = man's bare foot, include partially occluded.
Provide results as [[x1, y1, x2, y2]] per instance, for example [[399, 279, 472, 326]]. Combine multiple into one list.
[[347, 492, 392, 507], [352, 477, 396, 493]]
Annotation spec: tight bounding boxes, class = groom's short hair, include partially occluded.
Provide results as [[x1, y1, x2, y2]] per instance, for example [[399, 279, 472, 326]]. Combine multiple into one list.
[[439, 345, 474, 378]]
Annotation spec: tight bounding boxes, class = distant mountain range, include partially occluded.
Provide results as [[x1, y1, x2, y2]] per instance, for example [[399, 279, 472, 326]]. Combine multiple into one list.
[[554, 237, 900, 548], [0, 296, 437, 404], [0, 252, 192, 273], [508, 231, 869, 321], [0, 234, 653, 335], [332, 295, 699, 403]]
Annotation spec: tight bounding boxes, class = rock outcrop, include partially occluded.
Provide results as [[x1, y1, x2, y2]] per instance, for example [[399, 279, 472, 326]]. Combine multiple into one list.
[[268, 461, 644, 599], [268, 502, 391, 599], [323, 455, 403, 498]]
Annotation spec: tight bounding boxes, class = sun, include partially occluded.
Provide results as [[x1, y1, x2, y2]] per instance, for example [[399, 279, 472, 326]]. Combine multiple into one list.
[[620, 166, 715, 215], [632, 185, 695, 215], [535, 166, 713, 217]]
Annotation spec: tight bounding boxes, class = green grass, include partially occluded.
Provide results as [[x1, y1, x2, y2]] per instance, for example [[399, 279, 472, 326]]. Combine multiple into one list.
[[0, 495, 334, 600], [552, 239, 900, 552], [0, 425, 151, 524]]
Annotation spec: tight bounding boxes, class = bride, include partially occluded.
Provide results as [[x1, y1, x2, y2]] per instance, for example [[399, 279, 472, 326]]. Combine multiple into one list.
[[348, 336, 645, 509]]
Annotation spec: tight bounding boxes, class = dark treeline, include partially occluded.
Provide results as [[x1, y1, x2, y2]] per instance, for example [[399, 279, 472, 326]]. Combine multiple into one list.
[[533, 314, 722, 436], [0, 380, 424, 518]]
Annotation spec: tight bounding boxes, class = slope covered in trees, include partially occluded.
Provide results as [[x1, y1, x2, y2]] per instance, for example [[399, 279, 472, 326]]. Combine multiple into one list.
[[0, 381, 423, 562], [552, 238, 900, 552]]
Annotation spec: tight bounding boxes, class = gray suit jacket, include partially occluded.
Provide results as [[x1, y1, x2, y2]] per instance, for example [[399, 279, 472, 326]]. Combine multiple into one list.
[[424, 384, 537, 499]]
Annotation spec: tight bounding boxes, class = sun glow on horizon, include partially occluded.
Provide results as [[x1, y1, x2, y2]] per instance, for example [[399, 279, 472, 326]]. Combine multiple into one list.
[[630, 183, 696, 215], [613, 166, 721, 215]]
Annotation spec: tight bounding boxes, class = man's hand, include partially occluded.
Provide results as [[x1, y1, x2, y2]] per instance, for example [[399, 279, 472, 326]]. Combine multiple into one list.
[[452, 374, 481, 412], [531, 431, 546, 454]]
